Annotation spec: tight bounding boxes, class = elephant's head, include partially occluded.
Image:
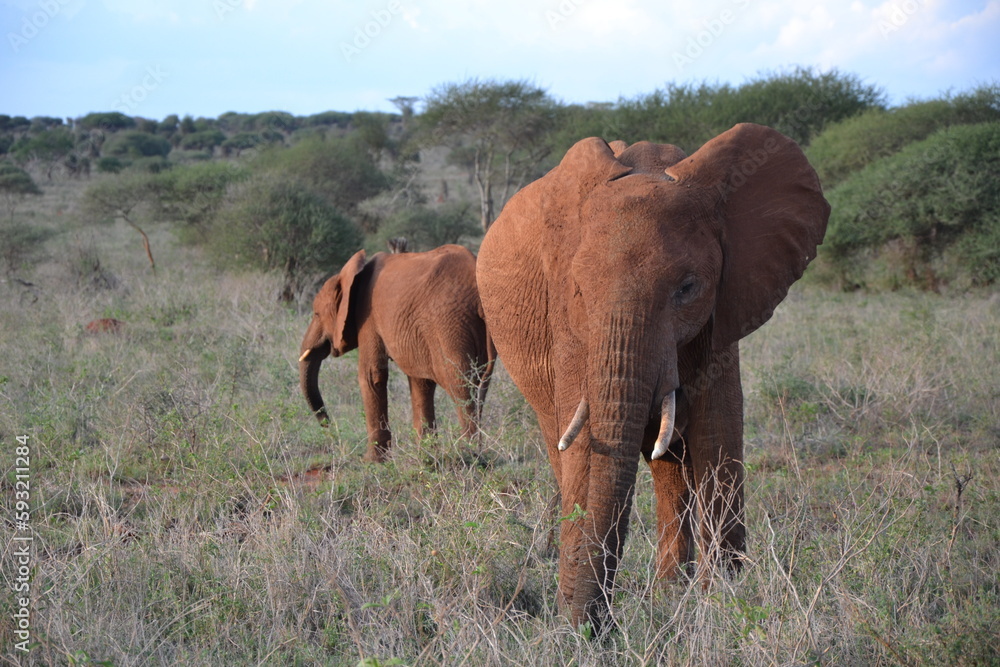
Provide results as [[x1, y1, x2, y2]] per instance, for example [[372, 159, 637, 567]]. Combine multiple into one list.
[[298, 249, 368, 424], [477, 123, 830, 631]]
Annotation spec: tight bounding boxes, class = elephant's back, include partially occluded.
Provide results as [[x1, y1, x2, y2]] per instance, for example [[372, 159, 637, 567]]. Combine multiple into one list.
[[373, 245, 487, 380]]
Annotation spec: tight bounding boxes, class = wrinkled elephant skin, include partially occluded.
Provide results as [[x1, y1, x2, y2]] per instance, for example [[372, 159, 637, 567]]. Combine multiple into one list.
[[477, 124, 830, 632], [300, 244, 495, 462]]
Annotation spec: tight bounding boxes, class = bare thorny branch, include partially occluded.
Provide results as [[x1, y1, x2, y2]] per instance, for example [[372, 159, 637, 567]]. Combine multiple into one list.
[[944, 463, 973, 573]]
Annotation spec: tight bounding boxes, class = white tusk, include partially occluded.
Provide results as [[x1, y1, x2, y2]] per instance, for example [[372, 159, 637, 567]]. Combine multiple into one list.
[[650, 391, 677, 460], [558, 399, 589, 451], [299, 349, 311, 362]]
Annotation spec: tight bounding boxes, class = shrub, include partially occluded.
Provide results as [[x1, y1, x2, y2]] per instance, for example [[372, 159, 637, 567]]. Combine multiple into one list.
[[103, 130, 172, 159], [81, 171, 160, 273], [220, 132, 282, 156], [9, 128, 76, 178], [77, 112, 136, 132], [1, 220, 54, 274], [96, 157, 125, 173], [601, 67, 885, 153], [130, 156, 171, 173], [252, 136, 389, 217], [374, 202, 480, 251], [148, 161, 250, 242], [821, 122, 1000, 289], [178, 129, 226, 152], [0, 161, 42, 222], [210, 174, 363, 300], [807, 84, 1000, 187]]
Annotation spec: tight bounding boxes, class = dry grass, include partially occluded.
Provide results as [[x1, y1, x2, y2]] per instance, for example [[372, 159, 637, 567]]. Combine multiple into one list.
[[1, 178, 998, 665]]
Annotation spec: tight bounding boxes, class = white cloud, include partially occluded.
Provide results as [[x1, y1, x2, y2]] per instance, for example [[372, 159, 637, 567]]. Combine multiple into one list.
[[952, 0, 1000, 29]]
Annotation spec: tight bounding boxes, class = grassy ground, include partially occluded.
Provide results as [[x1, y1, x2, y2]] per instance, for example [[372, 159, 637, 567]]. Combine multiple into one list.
[[1, 178, 998, 666]]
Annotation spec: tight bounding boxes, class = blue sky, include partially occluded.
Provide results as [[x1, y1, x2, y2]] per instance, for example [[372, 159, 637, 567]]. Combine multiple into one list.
[[3, 0, 998, 121]]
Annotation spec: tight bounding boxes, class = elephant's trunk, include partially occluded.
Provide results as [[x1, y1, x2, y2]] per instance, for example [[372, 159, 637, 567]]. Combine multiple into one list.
[[565, 311, 665, 633], [299, 318, 332, 425]]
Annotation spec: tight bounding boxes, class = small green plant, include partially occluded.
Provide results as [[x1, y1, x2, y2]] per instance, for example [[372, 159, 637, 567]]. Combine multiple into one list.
[[560, 503, 588, 522], [357, 657, 407, 667]]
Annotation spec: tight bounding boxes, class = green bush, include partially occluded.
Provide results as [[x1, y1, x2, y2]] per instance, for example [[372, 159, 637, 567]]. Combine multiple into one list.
[[589, 67, 884, 153], [807, 85, 1000, 187], [149, 161, 250, 241], [103, 130, 172, 159], [77, 112, 136, 132], [210, 174, 363, 300], [1, 220, 55, 273], [130, 156, 171, 173], [251, 136, 389, 216], [178, 129, 226, 152], [374, 202, 480, 252], [0, 161, 42, 227], [220, 131, 282, 156], [95, 157, 125, 173], [821, 122, 1000, 289]]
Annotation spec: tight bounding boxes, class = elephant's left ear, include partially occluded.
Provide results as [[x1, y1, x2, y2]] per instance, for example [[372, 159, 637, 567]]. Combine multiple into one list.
[[665, 123, 830, 347]]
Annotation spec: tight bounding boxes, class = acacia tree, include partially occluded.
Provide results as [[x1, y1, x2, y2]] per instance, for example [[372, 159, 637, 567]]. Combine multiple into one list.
[[420, 78, 559, 231], [11, 128, 76, 179], [82, 173, 158, 274], [0, 162, 41, 223]]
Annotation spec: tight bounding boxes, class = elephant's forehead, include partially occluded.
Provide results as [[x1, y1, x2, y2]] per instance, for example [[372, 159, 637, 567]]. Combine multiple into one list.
[[581, 184, 718, 243]]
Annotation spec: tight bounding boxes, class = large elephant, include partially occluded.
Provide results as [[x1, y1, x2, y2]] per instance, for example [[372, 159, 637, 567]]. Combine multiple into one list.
[[300, 244, 495, 462], [477, 124, 830, 632]]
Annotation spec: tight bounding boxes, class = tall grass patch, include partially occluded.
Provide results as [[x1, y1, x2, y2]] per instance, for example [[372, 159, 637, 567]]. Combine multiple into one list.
[[2, 192, 998, 664]]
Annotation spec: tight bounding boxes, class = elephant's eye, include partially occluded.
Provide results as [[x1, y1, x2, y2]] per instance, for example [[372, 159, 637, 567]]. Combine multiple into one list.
[[673, 278, 698, 304]]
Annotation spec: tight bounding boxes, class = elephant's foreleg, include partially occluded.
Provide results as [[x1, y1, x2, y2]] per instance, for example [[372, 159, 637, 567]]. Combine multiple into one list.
[[408, 377, 436, 438], [692, 454, 745, 576], [686, 342, 746, 575], [360, 363, 392, 462]]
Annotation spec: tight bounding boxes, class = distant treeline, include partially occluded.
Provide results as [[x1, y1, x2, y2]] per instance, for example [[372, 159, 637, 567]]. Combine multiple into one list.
[[2, 68, 998, 291]]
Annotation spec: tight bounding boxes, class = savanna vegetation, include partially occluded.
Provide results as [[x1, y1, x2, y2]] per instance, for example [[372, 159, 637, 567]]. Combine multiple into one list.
[[1, 69, 998, 665]]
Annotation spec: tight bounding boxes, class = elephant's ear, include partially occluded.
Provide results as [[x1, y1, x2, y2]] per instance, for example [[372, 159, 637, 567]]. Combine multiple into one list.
[[333, 249, 367, 351], [555, 137, 633, 188], [665, 123, 830, 348], [608, 140, 628, 157], [615, 141, 687, 173]]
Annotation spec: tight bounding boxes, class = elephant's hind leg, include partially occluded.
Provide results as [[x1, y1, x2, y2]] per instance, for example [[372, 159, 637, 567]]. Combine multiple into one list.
[[409, 377, 437, 438], [452, 379, 480, 441], [436, 364, 481, 441]]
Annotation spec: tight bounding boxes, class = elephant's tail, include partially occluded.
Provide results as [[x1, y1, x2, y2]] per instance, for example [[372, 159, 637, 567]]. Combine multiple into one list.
[[477, 301, 498, 417]]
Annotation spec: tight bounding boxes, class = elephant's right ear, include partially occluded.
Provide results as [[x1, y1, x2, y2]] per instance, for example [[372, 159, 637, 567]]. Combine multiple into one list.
[[333, 249, 367, 351], [665, 124, 830, 348]]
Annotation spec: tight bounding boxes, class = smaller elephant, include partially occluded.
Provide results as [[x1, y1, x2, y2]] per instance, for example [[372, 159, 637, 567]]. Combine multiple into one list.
[[299, 245, 496, 462]]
